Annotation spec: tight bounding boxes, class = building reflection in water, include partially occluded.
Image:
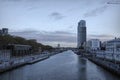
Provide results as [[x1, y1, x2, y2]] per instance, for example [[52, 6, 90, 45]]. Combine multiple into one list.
[[76, 56, 87, 80]]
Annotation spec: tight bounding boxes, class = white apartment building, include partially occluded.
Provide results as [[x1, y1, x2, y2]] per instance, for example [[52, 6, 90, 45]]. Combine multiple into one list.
[[86, 39, 101, 51], [106, 38, 120, 53]]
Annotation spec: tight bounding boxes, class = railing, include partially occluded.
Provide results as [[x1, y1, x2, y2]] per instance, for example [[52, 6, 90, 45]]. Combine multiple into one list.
[[95, 51, 120, 62], [0, 50, 10, 62]]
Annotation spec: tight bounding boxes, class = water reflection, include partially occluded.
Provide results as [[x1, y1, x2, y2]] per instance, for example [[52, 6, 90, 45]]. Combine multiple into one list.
[[0, 50, 120, 80], [77, 56, 87, 80]]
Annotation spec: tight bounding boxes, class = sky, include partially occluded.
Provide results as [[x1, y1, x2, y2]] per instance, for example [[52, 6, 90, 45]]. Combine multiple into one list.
[[0, 0, 120, 47]]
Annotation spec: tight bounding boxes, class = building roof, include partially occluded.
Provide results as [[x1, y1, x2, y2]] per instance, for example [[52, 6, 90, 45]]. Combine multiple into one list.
[[8, 44, 31, 47], [107, 38, 120, 43]]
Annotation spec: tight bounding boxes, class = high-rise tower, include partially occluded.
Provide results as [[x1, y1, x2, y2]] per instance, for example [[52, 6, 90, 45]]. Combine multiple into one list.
[[77, 20, 86, 48]]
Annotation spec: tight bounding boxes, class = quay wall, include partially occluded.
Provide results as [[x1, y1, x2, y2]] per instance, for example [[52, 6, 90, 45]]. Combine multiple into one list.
[[0, 50, 65, 73], [0, 54, 50, 73], [87, 56, 120, 76]]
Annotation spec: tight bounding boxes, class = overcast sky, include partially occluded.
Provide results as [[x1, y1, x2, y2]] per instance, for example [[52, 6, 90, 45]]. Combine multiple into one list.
[[0, 0, 120, 47]]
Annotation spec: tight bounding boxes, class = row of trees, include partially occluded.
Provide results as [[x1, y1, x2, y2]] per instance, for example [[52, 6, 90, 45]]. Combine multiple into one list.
[[0, 35, 53, 52]]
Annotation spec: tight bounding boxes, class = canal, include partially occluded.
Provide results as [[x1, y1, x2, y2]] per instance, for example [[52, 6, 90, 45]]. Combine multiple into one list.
[[0, 50, 120, 80]]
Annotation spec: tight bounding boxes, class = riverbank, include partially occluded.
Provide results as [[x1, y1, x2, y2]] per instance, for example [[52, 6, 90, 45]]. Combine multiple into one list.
[[0, 54, 48, 73], [0, 50, 64, 73], [83, 54, 120, 76]]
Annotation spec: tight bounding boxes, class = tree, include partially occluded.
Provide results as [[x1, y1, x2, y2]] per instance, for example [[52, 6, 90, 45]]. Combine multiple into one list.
[[0, 35, 53, 52]]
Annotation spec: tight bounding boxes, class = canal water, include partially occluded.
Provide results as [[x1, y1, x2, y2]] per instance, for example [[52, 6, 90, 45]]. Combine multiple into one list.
[[0, 50, 120, 80]]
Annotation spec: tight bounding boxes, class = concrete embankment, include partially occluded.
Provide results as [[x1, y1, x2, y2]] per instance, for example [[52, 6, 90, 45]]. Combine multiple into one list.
[[0, 50, 64, 73], [0, 61, 27, 73], [0, 54, 50, 73], [27, 55, 49, 64], [87, 57, 120, 76]]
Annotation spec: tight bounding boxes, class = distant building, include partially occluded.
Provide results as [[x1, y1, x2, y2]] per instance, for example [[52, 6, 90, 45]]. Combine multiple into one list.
[[86, 39, 101, 51], [0, 30, 2, 35], [7, 44, 32, 56], [77, 20, 87, 48], [57, 44, 60, 48], [96, 38, 120, 62], [0, 28, 8, 36], [106, 38, 120, 53], [101, 41, 107, 50], [38, 47, 42, 53]]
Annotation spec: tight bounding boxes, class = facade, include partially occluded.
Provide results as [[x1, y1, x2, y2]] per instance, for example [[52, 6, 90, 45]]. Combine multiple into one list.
[[86, 39, 100, 51], [0, 30, 2, 35], [101, 41, 107, 50], [106, 38, 120, 53], [96, 38, 120, 62], [57, 44, 60, 48], [0, 28, 8, 36], [77, 20, 87, 48], [7, 44, 32, 56], [0, 50, 10, 62]]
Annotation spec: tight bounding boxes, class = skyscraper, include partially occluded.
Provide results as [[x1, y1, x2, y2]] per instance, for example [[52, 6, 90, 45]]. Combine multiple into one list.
[[77, 20, 87, 48]]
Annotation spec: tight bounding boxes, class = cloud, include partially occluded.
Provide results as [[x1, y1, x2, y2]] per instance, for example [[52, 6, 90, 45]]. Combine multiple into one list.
[[10, 30, 116, 46], [40, 31, 76, 42], [10, 30, 76, 44], [0, 0, 39, 2], [84, 5, 108, 18], [0, 0, 23, 2], [107, 0, 120, 4], [49, 12, 65, 20], [88, 34, 114, 41], [10, 30, 39, 34]]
